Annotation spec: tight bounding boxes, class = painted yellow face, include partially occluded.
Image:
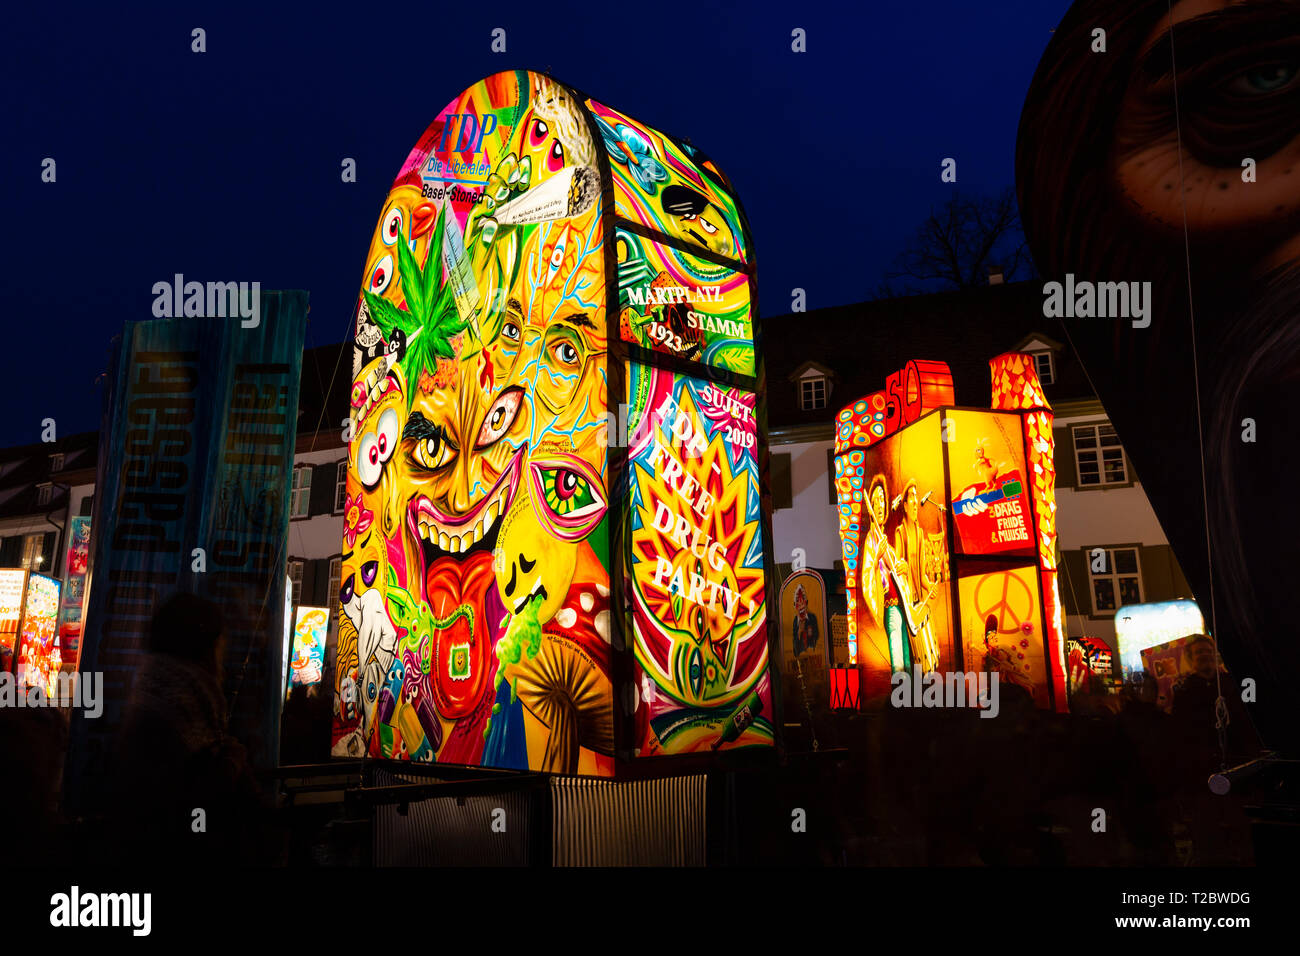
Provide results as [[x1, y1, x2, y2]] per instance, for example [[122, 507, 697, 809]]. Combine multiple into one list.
[[361, 185, 437, 306], [402, 349, 530, 561], [350, 359, 408, 544], [677, 203, 737, 259], [490, 219, 608, 621], [496, 442, 607, 621]]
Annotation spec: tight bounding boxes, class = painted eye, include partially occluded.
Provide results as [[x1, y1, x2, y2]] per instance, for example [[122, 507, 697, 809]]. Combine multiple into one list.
[[340, 573, 355, 605], [551, 341, 580, 367], [476, 387, 523, 448], [696, 217, 718, 235], [358, 432, 381, 487], [554, 469, 580, 501], [376, 408, 399, 463], [381, 207, 403, 246], [368, 254, 394, 295], [545, 468, 594, 513], [361, 560, 378, 587], [412, 430, 455, 471], [529, 459, 607, 540], [530, 119, 549, 145], [1227, 63, 1298, 95], [502, 321, 520, 342]]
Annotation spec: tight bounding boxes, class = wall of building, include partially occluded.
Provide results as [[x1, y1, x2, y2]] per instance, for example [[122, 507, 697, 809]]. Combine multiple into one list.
[[1052, 410, 1195, 650], [769, 437, 840, 571]]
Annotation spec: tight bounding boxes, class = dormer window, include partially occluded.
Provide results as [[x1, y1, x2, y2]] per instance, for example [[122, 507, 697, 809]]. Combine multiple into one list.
[[789, 360, 835, 413], [800, 376, 827, 411], [50, 453, 65, 472], [1013, 334, 1062, 387], [1032, 350, 1055, 385]]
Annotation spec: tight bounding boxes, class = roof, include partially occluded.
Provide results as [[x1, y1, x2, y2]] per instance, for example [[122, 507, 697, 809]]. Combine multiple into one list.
[[759, 281, 1092, 430], [0, 431, 99, 520]]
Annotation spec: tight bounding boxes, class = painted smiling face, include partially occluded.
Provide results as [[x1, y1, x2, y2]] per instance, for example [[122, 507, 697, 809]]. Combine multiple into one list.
[[660, 184, 738, 260], [496, 445, 608, 621], [350, 359, 409, 553]]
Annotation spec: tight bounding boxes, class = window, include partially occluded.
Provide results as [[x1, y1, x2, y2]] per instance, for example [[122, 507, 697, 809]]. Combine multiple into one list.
[[20, 533, 44, 570], [800, 376, 827, 411], [50, 454, 64, 472], [771, 453, 792, 510], [827, 448, 838, 504], [291, 465, 312, 518], [327, 557, 342, 613], [1088, 546, 1142, 615], [1073, 423, 1127, 486], [1031, 351, 1055, 385], [36, 483, 53, 506], [334, 461, 348, 513], [287, 559, 304, 605]]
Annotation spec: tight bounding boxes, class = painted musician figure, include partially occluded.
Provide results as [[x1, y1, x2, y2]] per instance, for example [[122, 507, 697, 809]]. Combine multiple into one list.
[[861, 475, 913, 673], [893, 480, 939, 672]]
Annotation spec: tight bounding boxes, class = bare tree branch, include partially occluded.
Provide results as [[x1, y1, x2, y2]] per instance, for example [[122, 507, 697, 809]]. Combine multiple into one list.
[[877, 188, 1031, 298]]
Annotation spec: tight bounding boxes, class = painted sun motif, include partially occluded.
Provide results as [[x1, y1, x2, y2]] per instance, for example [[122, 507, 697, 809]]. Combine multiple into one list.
[[630, 382, 766, 711]]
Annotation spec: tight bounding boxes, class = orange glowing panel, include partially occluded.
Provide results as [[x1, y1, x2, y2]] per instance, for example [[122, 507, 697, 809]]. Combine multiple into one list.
[[990, 352, 1049, 412], [989, 352, 1066, 710], [834, 451, 865, 665]]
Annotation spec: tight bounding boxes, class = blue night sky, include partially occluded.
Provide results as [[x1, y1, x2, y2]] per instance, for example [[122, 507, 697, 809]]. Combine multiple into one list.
[[1, 0, 1073, 447]]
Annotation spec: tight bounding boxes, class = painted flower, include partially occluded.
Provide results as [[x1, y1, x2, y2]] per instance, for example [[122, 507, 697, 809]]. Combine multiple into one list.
[[596, 117, 668, 193], [343, 493, 374, 549]]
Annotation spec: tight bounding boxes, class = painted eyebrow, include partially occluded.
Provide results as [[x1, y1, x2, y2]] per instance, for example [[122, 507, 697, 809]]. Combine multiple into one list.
[[1136, 6, 1299, 83], [561, 313, 595, 330], [403, 411, 458, 449], [507, 297, 524, 314]]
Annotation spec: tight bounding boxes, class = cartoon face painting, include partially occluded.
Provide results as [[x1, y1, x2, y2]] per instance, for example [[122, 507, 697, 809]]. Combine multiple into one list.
[[332, 70, 770, 770], [331, 71, 615, 774]]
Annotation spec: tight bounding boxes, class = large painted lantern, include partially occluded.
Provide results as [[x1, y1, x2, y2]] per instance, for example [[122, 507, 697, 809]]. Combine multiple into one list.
[[833, 354, 1068, 712], [331, 71, 774, 773]]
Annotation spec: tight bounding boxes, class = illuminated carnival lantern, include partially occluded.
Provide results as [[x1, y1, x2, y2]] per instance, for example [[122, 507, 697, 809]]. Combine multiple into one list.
[[330, 71, 776, 774], [833, 354, 1068, 712]]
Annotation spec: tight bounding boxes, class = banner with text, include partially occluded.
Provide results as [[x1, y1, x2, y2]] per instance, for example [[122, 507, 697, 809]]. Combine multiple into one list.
[[65, 291, 307, 809], [626, 364, 772, 756]]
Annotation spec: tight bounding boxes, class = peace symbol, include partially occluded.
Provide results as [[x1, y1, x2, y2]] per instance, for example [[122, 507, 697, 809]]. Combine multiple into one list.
[[972, 571, 1035, 635]]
